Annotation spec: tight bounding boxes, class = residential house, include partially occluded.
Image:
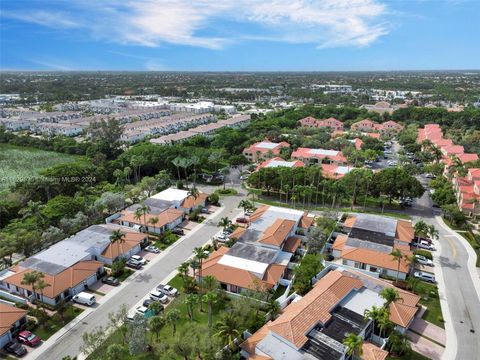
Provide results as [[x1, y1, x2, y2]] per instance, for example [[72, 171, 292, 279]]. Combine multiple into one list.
[[330, 214, 414, 280], [299, 117, 344, 132], [379, 120, 404, 135], [292, 148, 347, 165], [453, 168, 480, 216], [200, 205, 314, 294], [0, 303, 28, 348], [243, 140, 291, 163], [241, 266, 420, 360], [350, 119, 382, 133]]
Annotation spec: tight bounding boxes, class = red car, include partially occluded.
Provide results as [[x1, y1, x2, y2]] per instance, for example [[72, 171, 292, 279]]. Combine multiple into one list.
[[18, 330, 41, 347], [236, 217, 248, 224]]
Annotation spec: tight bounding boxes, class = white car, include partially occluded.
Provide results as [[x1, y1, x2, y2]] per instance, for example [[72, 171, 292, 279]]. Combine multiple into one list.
[[216, 233, 227, 240], [415, 255, 433, 266], [145, 245, 160, 254], [136, 306, 149, 315], [131, 255, 147, 265], [413, 241, 435, 251], [414, 271, 436, 283], [150, 290, 169, 303], [158, 284, 178, 297]]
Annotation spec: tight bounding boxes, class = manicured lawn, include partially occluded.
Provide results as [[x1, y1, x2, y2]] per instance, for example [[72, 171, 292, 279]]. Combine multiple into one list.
[[0, 143, 82, 192], [33, 305, 84, 340], [215, 188, 238, 196], [168, 274, 184, 290], [416, 282, 444, 328], [115, 268, 134, 282], [387, 350, 431, 360], [154, 232, 180, 250]]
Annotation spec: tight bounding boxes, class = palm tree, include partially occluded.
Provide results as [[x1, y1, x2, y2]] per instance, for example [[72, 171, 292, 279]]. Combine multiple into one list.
[[405, 253, 419, 276], [202, 291, 218, 327], [188, 186, 200, 200], [202, 275, 219, 292], [428, 224, 439, 240], [414, 220, 429, 241], [379, 287, 402, 307], [194, 247, 208, 287], [247, 188, 257, 201], [139, 203, 151, 227], [390, 248, 404, 283], [377, 312, 394, 338], [190, 155, 200, 188], [218, 217, 232, 231], [134, 207, 143, 226], [109, 229, 126, 245], [214, 313, 240, 348], [21, 271, 43, 304], [342, 333, 363, 358], [178, 262, 190, 278], [364, 305, 383, 336], [148, 316, 165, 342], [184, 294, 198, 321], [172, 157, 183, 181], [238, 200, 253, 216], [407, 276, 420, 294], [148, 216, 159, 233], [266, 299, 281, 320], [36, 278, 50, 310], [166, 309, 181, 335], [388, 330, 411, 355]]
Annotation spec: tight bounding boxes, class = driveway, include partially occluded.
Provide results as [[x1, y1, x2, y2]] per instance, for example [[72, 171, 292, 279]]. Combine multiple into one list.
[[407, 330, 444, 360], [27, 186, 246, 360], [410, 317, 446, 345]]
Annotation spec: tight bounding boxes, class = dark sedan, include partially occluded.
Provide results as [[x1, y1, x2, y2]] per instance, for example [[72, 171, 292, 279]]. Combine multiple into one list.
[[4, 342, 27, 357], [102, 276, 120, 286]]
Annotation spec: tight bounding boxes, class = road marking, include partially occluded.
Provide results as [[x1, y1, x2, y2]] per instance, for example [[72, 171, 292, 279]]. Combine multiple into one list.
[[445, 236, 457, 259]]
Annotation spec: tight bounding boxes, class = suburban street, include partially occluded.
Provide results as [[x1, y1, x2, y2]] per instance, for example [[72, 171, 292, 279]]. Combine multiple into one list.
[[29, 185, 246, 360]]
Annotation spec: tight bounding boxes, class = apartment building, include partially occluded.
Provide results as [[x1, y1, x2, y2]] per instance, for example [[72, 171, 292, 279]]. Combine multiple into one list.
[[200, 205, 314, 294], [241, 266, 420, 360], [330, 214, 413, 280], [256, 157, 305, 170], [351, 119, 403, 135], [320, 164, 355, 180], [298, 116, 344, 132], [32, 122, 84, 136], [291, 148, 347, 166], [243, 140, 291, 163], [453, 168, 480, 216]]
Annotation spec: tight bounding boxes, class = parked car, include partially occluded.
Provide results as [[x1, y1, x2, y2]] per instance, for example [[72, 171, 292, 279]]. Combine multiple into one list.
[[171, 228, 184, 235], [130, 255, 147, 265], [72, 292, 96, 306], [158, 284, 178, 297], [200, 207, 210, 214], [17, 330, 41, 347], [145, 245, 160, 253], [236, 217, 248, 224], [412, 241, 435, 251], [150, 290, 169, 303], [102, 276, 120, 286], [4, 342, 27, 357], [415, 255, 434, 266], [126, 259, 142, 269], [414, 271, 436, 283], [216, 233, 227, 241], [142, 298, 164, 311], [136, 306, 149, 316]]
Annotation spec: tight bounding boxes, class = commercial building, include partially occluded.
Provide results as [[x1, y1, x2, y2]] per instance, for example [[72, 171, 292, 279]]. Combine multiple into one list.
[[256, 157, 305, 170], [292, 148, 347, 166]]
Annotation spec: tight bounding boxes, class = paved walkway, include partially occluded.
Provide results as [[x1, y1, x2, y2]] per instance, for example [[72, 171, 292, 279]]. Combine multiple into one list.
[[410, 318, 446, 345], [407, 330, 445, 360]]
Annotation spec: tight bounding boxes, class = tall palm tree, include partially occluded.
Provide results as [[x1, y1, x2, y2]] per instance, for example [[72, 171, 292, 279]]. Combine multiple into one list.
[[238, 200, 253, 215], [21, 271, 43, 303], [414, 221, 429, 241], [109, 229, 126, 244], [428, 224, 439, 240], [172, 157, 183, 181], [218, 217, 232, 231], [133, 207, 143, 226], [148, 316, 165, 342], [377, 312, 394, 338], [194, 247, 208, 286], [214, 313, 240, 348], [148, 216, 159, 233], [178, 262, 190, 278], [166, 309, 181, 335], [139, 203, 151, 227], [390, 248, 404, 283], [379, 287, 402, 307], [202, 275, 219, 292], [203, 291, 218, 327], [364, 305, 383, 336], [188, 186, 200, 200], [342, 333, 363, 358], [388, 330, 411, 355], [184, 294, 198, 321]]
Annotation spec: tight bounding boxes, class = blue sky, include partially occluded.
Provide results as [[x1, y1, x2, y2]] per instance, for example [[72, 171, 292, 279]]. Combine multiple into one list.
[[1, 0, 479, 71]]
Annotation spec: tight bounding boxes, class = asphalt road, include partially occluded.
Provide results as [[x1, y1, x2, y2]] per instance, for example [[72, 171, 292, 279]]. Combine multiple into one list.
[[32, 186, 245, 360], [411, 176, 480, 360]]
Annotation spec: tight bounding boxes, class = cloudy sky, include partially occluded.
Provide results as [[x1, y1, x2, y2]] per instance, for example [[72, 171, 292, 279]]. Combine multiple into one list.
[[1, 0, 479, 71]]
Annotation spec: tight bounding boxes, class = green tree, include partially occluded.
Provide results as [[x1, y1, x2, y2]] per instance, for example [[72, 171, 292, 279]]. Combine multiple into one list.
[[218, 217, 232, 231], [343, 333, 363, 358], [390, 248, 404, 283], [379, 287, 402, 307], [214, 312, 240, 349], [148, 316, 165, 342], [388, 330, 412, 355], [105, 343, 128, 360], [166, 309, 181, 335], [203, 291, 218, 327], [293, 254, 323, 294], [184, 294, 199, 321], [127, 314, 147, 355], [109, 229, 126, 245], [21, 270, 44, 304]]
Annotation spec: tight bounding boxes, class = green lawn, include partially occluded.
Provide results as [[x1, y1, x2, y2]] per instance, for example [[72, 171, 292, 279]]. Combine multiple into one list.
[[0, 143, 82, 192], [115, 268, 134, 282], [215, 188, 238, 196], [33, 305, 84, 340], [387, 350, 431, 360], [154, 232, 180, 250], [416, 282, 444, 328]]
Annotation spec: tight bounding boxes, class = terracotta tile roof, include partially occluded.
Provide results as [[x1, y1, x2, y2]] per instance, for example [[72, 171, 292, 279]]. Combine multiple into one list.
[[282, 236, 302, 253], [292, 147, 347, 163], [267, 271, 363, 349], [362, 342, 388, 360], [395, 220, 415, 243], [341, 247, 410, 273], [367, 133, 381, 139], [229, 226, 247, 240], [4, 260, 103, 299], [101, 231, 147, 260], [468, 168, 480, 180], [299, 213, 315, 228], [256, 157, 305, 170], [343, 215, 357, 228], [244, 140, 290, 155], [0, 303, 27, 336], [119, 207, 183, 228], [181, 192, 208, 209], [258, 219, 296, 247], [249, 205, 270, 222], [389, 301, 418, 328], [332, 234, 348, 251]]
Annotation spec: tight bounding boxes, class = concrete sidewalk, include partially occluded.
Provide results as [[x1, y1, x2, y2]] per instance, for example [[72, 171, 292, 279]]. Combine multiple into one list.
[[407, 330, 445, 360], [410, 318, 446, 346]]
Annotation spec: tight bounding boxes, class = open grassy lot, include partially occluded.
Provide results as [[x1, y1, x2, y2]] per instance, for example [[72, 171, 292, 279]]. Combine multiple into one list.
[[0, 144, 81, 192]]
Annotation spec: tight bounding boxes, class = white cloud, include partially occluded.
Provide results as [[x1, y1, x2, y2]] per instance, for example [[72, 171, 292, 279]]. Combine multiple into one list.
[[2, 0, 390, 49]]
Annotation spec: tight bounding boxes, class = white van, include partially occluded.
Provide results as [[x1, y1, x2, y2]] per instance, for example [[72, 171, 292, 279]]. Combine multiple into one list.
[[414, 271, 436, 283], [72, 292, 96, 306]]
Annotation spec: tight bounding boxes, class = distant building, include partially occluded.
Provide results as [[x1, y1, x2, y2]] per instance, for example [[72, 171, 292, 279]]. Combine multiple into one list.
[[292, 148, 347, 166], [298, 116, 344, 132], [256, 157, 305, 170], [243, 140, 291, 163]]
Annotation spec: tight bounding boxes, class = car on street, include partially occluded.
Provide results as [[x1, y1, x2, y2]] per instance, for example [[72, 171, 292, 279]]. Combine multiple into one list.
[[236, 217, 248, 224], [414, 271, 436, 283], [130, 255, 147, 265], [158, 284, 178, 297], [17, 330, 41, 347], [150, 289, 169, 303], [145, 245, 160, 253], [415, 255, 434, 266], [171, 228, 184, 235], [101, 276, 120, 286], [126, 259, 142, 269], [4, 342, 27, 357]]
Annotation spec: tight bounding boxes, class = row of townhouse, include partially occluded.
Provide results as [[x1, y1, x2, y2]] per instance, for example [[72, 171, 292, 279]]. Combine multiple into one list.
[[150, 114, 251, 145], [0, 187, 209, 306], [298, 117, 404, 137], [329, 213, 414, 280], [418, 124, 479, 215], [199, 205, 315, 294], [241, 265, 420, 360], [31, 122, 84, 136], [0, 303, 28, 348]]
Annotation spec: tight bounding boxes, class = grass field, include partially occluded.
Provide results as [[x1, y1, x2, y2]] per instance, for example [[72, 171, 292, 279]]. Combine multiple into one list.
[[0, 144, 81, 192]]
